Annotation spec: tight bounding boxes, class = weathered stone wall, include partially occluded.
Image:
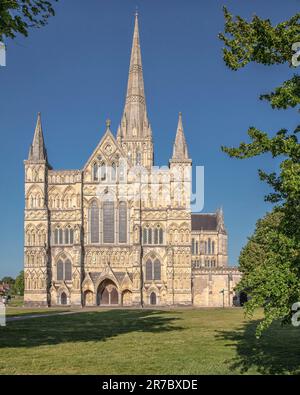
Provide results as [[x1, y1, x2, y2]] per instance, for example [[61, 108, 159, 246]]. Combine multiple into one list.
[[192, 267, 242, 307]]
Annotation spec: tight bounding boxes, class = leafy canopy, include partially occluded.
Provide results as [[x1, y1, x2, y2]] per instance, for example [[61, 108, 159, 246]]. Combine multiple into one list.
[[0, 0, 57, 42], [219, 6, 300, 336]]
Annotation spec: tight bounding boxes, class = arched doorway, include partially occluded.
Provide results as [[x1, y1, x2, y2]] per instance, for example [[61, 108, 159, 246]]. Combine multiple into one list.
[[239, 291, 248, 306], [61, 292, 67, 305], [150, 292, 157, 305], [97, 279, 119, 306], [84, 290, 94, 306], [122, 290, 132, 306]]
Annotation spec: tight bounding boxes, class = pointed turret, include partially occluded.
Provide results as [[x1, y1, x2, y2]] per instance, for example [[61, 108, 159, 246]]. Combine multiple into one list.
[[28, 112, 48, 162], [121, 13, 150, 137], [217, 207, 226, 234], [171, 112, 190, 161]]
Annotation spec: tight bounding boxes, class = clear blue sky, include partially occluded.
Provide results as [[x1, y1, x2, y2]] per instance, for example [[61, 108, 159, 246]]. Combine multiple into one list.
[[0, 0, 298, 277]]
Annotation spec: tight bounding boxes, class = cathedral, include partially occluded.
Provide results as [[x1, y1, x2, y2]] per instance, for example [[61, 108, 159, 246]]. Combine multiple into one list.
[[24, 15, 241, 307]]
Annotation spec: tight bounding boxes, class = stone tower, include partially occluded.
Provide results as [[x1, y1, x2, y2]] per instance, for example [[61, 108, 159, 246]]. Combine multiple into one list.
[[116, 14, 153, 169], [24, 113, 50, 306], [168, 113, 193, 304]]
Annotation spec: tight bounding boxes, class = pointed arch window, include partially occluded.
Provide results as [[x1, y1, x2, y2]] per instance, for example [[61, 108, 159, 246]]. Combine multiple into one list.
[[65, 259, 72, 281], [93, 163, 99, 181], [159, 228, 163, 244], [154, 228, 159, 244], [57, 260, 64, 281], [64, 228, 69, 244], [148, 228, 152, 244], [100, 163, 106, 181], [146, 260, 152, 281], [119, 201, 127, 243], [57, 258, 72, 281], [154, 259, 161, 280], [58, 228, 63, 244], [143, 228, 148, 244], [103, 201, 114, 243], [111, 162, 116, 182], [90, 201, 100, 243], [70, 228, 74, 244], [145, 258, 161, 281]]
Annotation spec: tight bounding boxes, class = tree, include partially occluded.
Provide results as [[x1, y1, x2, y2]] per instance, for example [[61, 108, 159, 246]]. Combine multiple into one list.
[[219, 7, 300, 336], [1, 276, 15, 286], [0, 0, 58, 43], [13, 270, 24, 296]]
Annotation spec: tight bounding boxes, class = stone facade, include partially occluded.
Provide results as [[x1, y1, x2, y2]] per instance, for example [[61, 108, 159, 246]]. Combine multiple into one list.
[[23, 15, 242, 307]]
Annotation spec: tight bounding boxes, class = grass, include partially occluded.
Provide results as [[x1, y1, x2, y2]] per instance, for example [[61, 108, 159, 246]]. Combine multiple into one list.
[[0, 308, 300, 374], [5, 307, 70, 317]]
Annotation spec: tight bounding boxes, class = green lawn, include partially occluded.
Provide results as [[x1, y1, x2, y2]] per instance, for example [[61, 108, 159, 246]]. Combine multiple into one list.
[[5, 307, 70, 317], [0, 308, 300, 375]]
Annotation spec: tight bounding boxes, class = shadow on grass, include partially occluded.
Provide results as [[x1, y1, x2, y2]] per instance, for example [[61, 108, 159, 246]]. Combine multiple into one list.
[[0, 309, 183, 349], [216, 319, 300, 375]]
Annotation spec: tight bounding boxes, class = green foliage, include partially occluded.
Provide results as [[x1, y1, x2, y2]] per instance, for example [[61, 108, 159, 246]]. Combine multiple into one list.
[[219, 6, 300, 336], [0, 0, 57, 42], [219, 6, 300, 112], [13, 271, 24, 296], [219, 6, 300, 69], [236, 210, 300, 337], [1, 276, 15, 285], [260, 75, 300, 110]]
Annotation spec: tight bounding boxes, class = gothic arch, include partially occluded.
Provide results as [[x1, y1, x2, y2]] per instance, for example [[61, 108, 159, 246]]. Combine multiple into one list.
[[96, 278, 119, 306]]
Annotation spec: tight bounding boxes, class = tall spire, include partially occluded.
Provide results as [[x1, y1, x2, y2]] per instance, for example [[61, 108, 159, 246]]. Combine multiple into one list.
[[172, 112, 190, 160], [122, 13, 148, 136], [28, 112, 48, 162]]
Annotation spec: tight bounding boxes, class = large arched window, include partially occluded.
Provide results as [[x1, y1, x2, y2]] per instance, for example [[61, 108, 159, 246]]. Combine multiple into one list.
[[90, 201, 99, 243], [143, 228, 148, 244], [65, 259, 72, 281], [118, 202, 127, 243], [64, 228, 69, 244], [145, 258, 161, 281], [154, 228, 159, 244], [159, 228, 163, 244], [148, 228, 152, 244], [57, 258, 72, 281], [57, 260, 64, 281], [154, 259, 161, 280], [146, 260, 152, 281], [103, 201, 114, 243]]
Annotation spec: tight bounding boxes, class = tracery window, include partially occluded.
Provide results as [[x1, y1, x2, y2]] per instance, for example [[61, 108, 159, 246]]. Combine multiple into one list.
[[145, 258, 161, 281], [57, 258, 72, 281], [90, 201, 100, 243], [118, 202, 127, 243], [103, 201, 114, 243]]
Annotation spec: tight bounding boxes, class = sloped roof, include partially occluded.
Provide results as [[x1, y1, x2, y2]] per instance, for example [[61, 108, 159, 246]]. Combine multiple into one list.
[[191, 214, 217, 231]]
